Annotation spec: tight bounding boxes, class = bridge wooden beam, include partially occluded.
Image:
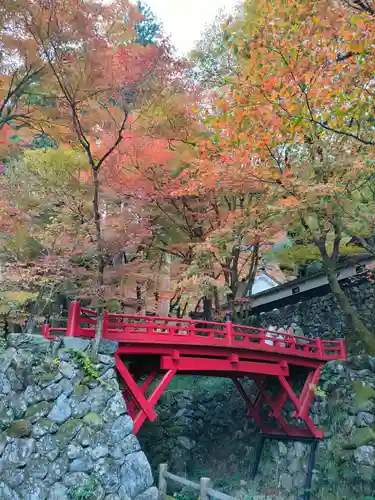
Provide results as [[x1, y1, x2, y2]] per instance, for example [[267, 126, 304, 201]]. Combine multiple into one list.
[[116, 345, 324, 369], [160, 356, 289, 376], [277, 373, 324, 439], [133, 369, 176, 434], [232, 371, 324, 439], [115, 354, 158, 422], [296, 366, 322, 420], [232, 377, 267, 433]]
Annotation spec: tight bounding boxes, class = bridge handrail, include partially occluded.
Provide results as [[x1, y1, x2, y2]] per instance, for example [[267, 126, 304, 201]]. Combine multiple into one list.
[[80, 307, 97, 316], [105, 313, 343, 347], [108, 312, 226, 326], [42, 301, 346, 360]]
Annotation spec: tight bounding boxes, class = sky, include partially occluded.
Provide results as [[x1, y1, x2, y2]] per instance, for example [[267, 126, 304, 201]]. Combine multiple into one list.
[[146, 0, 238, 54]]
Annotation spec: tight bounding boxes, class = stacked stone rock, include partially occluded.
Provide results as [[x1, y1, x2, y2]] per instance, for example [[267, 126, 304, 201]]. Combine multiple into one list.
[[0, 334, 158, 500], [312, 355, 375, 499]]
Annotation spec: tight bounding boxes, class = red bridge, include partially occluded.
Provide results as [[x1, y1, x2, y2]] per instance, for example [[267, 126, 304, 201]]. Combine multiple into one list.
[[43, 302, 345, 439]]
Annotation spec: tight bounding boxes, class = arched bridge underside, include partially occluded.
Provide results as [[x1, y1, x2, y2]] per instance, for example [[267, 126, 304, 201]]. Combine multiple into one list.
[[43, 302, 346, 438]]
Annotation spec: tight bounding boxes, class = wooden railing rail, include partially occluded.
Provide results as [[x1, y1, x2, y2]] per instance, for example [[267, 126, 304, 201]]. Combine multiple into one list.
[[158, 463, 237, 500], [42, 301, 346, 361]]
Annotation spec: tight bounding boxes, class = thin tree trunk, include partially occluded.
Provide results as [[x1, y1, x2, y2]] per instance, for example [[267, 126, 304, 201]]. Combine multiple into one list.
[[322, 254, 375, 354], [203, 297, 212, 321], [25, 315, 36, 335], [351, 235, 375, 256], [194, 297, 203, 313], [25, 284, 58, 335], [226, 246, 241, 315], [157, 253, 171, 317], [242, 243, 260, 298], [179, 301, 188, 318], [213, 287, 220, 316], [136, 284, 142, 313], [169, 293, 180, 315], [230, 246, 240, 298], [92, 167, 105, 358]]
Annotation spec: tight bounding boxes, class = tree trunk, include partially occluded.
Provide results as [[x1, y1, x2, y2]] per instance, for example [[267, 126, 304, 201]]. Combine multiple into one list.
[[322, 255, 375, 354], [179, 301, 188, 318], [25, 314, 36, 335], [203, 297, 212, 321], [230, 246, 240, 299], [350, 235, 375, 257], [157, 253, 171, 317], [242, 243, 259, 298], [223, 246, 241, 315], [92, 167, 105, 358], [136, 284, 142, 313], [213, 287, 220, 316]]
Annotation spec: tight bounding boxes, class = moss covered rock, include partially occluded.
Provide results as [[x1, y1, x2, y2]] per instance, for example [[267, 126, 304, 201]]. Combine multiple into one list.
[[31, 418, 59, 438], [7, 419, 33, 438], [83, 412, 103, 430], [25, 401, 53, 423], [73, 384, 89, 400], [344, 427, 375, 449], [356, 465, 375, 482], [55, 419, 82, 448], [352, 381, 375, 409], [38, 371, 60, 388]]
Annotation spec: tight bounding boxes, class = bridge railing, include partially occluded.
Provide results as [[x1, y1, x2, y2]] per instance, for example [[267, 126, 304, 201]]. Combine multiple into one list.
[[42, 303, 97, 339], [230, 323, 344, 359], [42, 301, 346, 360]]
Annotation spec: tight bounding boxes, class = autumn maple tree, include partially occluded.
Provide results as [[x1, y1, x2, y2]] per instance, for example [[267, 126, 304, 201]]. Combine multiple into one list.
[[0, 0, 175, 341], [0, 2, 45, 132], [99, 81, 282, 319], [0, 147, 92, 330], [206, 0, 375, 352]]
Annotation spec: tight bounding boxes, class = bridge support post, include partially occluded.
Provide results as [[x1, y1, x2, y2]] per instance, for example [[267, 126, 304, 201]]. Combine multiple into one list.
[[115, 354, 176, 434], [233, 368, 324, 439], [295, 367, 322, 421], [67, 301, 81, 337], [133, 369, 176, 433], [232, 377, 267, 432], [278, 373, 324, 439], [303, 438, 318, 500], [251, 434, 265, 479]]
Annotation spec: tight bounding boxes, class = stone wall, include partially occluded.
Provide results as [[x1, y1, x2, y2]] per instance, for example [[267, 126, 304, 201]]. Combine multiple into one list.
[[312, 355, 375, 499], [0, 334, 157, 500], [139, 357, 375, 499], [255, 278, 375, 339], [139, 379, 258, 486], [138, 379, 310, 499]]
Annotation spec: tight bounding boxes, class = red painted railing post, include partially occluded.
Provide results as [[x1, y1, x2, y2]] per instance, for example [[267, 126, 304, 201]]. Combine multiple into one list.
[[42, 318, 51, 339], [42, 316, 56, 340], [41, 323, 49, 338], [147, 318, 153, 336], [342, 341, 347, 359], [225, 312, 233, 346], [316, 339, 323, 357], [67, 301, 81, 337]]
